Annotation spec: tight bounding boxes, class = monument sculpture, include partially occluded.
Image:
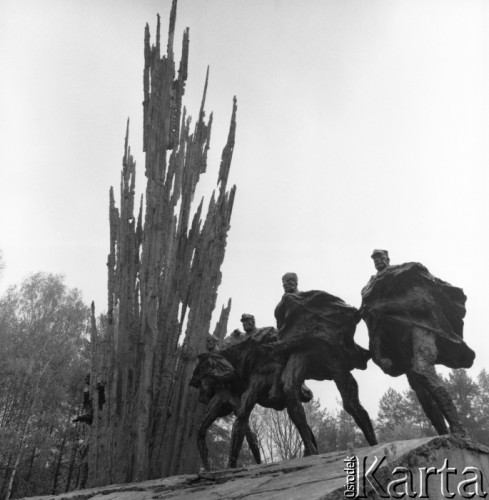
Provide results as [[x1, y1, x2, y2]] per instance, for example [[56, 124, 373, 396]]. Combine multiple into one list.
[[189, 333, 261, 471], [72, 374, 93, 426], [361, 249, 476, 436], [270, 273, 378, 447], [190, 314, 316, 469]]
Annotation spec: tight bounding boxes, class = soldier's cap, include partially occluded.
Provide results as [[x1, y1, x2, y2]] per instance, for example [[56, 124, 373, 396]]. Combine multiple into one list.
[[282, 272, 298, 281], [240, 313, 255, 322], [371, 249, 389, 258]]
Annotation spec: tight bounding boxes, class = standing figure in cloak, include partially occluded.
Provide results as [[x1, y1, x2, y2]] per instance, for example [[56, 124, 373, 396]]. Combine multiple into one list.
[[361, 249, 475, 436], [270, 272, 377, 446]]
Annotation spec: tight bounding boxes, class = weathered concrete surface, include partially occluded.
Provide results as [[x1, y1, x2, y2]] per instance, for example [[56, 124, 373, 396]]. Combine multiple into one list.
[[23, 436, 489, 500]]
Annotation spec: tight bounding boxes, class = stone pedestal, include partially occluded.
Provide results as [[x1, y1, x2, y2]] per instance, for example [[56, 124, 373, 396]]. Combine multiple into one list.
[[23, 436, 489, 499]]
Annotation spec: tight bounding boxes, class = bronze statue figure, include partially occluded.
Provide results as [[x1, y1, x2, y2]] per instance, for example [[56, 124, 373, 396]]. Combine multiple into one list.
[[189, 333, 261, 470], [226, 314, 316, 467], [190, 314, 316, 469], [270, 273, 377, 447], [361, 249, 475, 436], [72, 374, 93, 425]]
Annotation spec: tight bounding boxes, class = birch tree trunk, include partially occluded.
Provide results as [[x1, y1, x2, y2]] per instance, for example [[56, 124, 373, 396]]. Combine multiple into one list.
[[88, 0, 236, 486], [6, 415, 31, 500], [51, 433, 66, 494]]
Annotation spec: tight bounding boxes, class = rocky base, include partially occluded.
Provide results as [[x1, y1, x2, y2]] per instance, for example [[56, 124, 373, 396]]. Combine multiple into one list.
[[23, 436, 489, 500]]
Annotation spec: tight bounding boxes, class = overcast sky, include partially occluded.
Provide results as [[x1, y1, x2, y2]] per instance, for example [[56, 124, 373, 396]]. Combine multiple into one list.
[[1, 0, 488, 418]]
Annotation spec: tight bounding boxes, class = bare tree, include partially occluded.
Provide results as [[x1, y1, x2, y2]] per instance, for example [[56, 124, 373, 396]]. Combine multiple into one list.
[[249, 399, 335, 462], [88, 0, 237, 486]]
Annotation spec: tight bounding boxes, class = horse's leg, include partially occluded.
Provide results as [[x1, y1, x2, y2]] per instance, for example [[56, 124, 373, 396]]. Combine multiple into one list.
[[244, 425, 262, 464], [228, 391, 261, 465], [197, 394, 225, 471], [334, 371, 377, 446], [283, 352, 318, 456], [228, 380, 261, 468], [308, 424, 318, 451]]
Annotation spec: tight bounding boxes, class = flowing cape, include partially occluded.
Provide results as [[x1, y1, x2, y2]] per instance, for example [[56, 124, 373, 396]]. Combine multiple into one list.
[[361, 262, 475, 375], [189, 352, 236, 389], [190, 327, 313, 404], [274, 290, 370, 371], [189, 327, 278, 389], [220, 327, 279, 381]]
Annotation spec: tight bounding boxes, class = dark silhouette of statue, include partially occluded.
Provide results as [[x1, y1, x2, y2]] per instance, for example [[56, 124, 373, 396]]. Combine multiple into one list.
[[72, 374, 93, 425], [190, 314, 316, 469], [72, 374, 92, 488], [270, 272, 377, 447], [361, 249, 475, 436], [189, 332, 261, 470], [226, 314, 316, 467]]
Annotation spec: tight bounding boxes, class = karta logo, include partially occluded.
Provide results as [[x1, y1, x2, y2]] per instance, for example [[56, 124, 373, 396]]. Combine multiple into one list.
[[343, 455, 487, 498]]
